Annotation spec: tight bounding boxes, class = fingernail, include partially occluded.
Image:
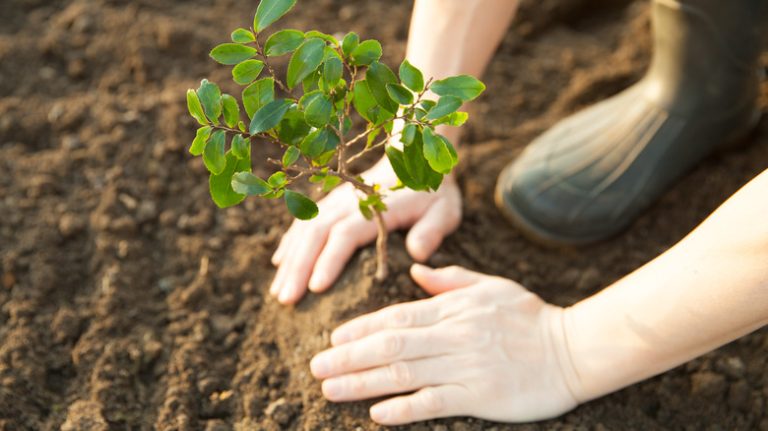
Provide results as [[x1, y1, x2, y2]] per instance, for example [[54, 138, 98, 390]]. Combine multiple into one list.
[[370, 404, 390, 422], [310, 355, 329, 377], [322, 378, 341, 399], [308, 276, 323, 292], [278, 287, 293, 304]]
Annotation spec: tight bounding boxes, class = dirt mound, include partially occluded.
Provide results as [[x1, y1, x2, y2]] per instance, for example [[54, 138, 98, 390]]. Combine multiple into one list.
[[0, 0, 766, 429]]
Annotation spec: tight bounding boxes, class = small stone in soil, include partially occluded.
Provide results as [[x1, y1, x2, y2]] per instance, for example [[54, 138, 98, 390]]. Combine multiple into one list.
[[204, 420, 232, 431], [690, 371, 727, 398], [715, 356, 746, 379]]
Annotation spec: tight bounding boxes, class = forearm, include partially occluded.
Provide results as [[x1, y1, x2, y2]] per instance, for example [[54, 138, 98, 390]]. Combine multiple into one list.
[[407, 0, 517, 144], [562, 169, 768, 402]]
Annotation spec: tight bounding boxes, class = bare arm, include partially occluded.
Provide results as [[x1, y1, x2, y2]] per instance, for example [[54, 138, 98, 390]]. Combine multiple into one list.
[[311, 169, 768, 425], [406, 0, 518, 144], [564, 169, 768, 402]]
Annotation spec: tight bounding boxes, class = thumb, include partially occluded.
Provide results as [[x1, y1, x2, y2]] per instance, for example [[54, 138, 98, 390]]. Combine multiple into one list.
[[410, 264, 486, 295], [406, 199, 460, 262]]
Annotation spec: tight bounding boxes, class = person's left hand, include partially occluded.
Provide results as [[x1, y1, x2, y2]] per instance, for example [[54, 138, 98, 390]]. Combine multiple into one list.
[[309, 264, 579, 425]]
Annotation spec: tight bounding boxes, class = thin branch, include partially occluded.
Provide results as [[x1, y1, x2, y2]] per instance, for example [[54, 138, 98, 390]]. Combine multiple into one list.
[[252, 35, 293, 96]]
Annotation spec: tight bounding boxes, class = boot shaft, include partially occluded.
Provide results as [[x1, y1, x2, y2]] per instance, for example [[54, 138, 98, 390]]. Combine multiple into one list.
[[646, 0, 768, 114]]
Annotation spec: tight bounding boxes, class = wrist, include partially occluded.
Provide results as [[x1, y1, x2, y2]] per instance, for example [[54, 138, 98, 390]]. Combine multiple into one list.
[[546, 305, 587, 404]]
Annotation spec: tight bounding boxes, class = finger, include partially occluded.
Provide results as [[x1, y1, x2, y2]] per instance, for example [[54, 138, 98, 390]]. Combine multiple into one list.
[[369, 384, 470, 425], [277, 222, 333, 304], [271, 223, 296, 266], [405, 197, 461, 262], [308, 216, 378, 292], [270, 226, 303, 295], [311, 328, 455, 379], [410, 264, 487, 296], [330, 298, 449, 346], [321, 356, 453, 402]]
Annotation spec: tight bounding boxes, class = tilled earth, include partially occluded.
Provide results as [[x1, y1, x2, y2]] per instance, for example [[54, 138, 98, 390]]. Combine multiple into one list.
[[0, 0, 767, 429]]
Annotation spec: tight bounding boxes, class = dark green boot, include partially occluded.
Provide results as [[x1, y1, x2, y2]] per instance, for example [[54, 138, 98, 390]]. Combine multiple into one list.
[[495, 0, 767, 245]]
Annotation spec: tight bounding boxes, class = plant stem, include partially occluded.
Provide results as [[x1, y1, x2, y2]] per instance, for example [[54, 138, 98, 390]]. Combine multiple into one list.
[[372, 208, 388, 281]]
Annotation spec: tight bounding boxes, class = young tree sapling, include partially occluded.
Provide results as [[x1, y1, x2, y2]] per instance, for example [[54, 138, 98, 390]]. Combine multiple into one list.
[[186, 0, 485, 281]]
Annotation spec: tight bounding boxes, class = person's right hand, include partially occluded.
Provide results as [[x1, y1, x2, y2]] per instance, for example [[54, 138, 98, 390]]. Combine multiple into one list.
[[270, 159, 462, 304]]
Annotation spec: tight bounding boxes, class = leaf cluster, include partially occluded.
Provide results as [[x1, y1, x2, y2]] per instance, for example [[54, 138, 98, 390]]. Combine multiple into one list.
[[186, 0, 485, 221]]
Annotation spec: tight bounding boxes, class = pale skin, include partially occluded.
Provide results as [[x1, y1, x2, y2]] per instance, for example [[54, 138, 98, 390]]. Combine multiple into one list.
[[270, 0, 768, 425], [310, 168, 768, 425]]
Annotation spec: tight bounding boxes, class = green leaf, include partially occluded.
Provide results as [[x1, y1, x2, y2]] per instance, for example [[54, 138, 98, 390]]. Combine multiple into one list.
[[385, 83, 413, 105], [221, 94, 240, 128], [209, 43, 257, 65], [187, 89, 208, 125], [305, 30, 338, 45], [210, 152, 251, 208], [341, 32, 359, 58], [401, 123, 417, 146], [268, 171, 288, 188], [358, 199, 374, 220], [422, 128, 457, 174], [282, 145, 300, 166], [189, 126, 212, 156], [299, 128, 338, 159], [300, 91, 333, 128], [284, 190, 318, 220], [276, 107, 311, 145], [323, 56, 343, 88], [430, 75, 486, 102], [425, 96, 462, 120], [264, 29, 305, 56], [231, 172, 271, 196], [433, 111, 469, 127], [365, 61, 399, 115], [249, 99, 292, 134], [404, 130, 443, 191], [231, 134, 250, 160], [242, 78, 275, 119], [367, 126, 382, 148], [350, 40, 382, 66], [302, 70, 321, 93], [232, 60, 264, 85], [386, 146, 418, 189], [322, 175, 341, 192], [399, 60, 425, 93], [203, 130, 227, 175], [197, 79, 222, 123], [254, 0, 297, 33], [286, 38, 326, 90], [420, 100, 437, 111], [231, 28, 255, 43], [352, 82, 378, 123]]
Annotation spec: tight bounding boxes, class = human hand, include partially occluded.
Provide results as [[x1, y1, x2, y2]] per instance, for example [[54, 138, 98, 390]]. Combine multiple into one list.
[[270, 160, 462, 304], [309, 264, 579, 425]]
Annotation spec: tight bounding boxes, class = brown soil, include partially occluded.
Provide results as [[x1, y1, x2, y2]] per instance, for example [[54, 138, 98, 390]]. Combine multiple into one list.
[[1, 0, 767, 429]]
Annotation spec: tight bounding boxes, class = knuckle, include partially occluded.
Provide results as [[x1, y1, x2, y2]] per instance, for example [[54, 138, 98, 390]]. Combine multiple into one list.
[[388, 361, 414, 387], [420, 388, 444, 414], [379, 332, 403, 358], [336, 349, 351, 371], [388, 307, 412, 328], [347, 374, 365, 394]]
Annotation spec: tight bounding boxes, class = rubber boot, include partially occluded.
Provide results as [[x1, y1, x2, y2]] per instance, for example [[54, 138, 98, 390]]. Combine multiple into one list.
[[495, 0, 767, 245]]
